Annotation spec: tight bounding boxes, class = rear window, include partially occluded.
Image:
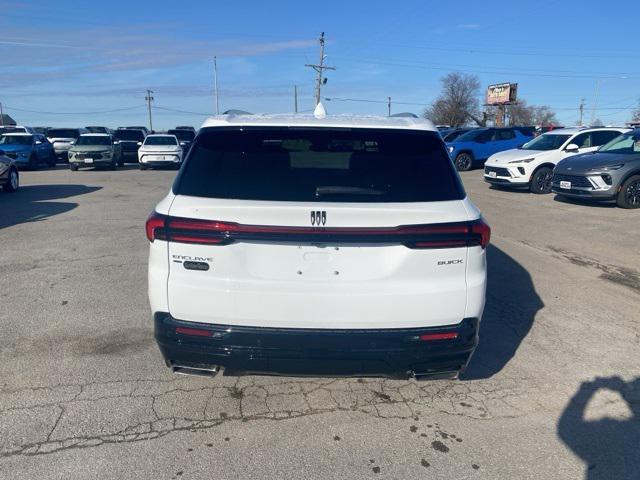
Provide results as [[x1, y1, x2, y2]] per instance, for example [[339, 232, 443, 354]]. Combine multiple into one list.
[[76, 135, 111, 146], [48, 129, 80, 138], [168, 129, 196, 141], [175, 127, 465, 203], [115, 129, 145, 141], [145, 136, 177, 146]]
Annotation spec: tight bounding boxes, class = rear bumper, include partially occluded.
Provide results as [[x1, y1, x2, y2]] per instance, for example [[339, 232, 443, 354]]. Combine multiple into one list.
[[121, 150, 139, 161], [154, 312, 479, 379]]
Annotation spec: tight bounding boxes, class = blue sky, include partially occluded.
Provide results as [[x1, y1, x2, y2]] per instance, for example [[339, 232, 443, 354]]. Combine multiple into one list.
[[1, 0, 639, 129]]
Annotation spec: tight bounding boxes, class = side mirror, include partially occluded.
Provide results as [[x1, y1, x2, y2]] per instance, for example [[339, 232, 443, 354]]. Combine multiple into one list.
[[69, 141, 75, 145], [113, 140, 120, 144], [565, 143, 579, 153], [36, 140, 42, 144], [137, 142, 143, 146]]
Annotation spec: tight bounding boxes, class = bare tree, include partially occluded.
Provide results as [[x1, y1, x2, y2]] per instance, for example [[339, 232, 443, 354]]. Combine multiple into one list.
[[532, 105, 558, 126], [507, 99, 558, 126], [632, 100, 640, 123], [424, 72, 483, 127]]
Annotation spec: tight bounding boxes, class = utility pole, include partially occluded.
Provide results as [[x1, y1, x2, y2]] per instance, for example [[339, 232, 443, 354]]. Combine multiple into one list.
[[590, 80, 601, 126], [0, 102, 4, 126], [294, 85, 298, 113], [305, 32, 335, 106], [579, 98, 585, 126], [387, 97, 391, 116], [213, 56, 220, 115], [145, 90, 154, 132]]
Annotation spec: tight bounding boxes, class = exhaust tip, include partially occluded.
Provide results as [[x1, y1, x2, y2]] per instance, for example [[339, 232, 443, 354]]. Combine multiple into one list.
[[170, 362, 220, 378]]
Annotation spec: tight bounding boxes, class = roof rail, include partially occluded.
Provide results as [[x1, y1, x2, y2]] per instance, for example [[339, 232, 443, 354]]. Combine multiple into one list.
[[390, 112, 419, 118], [222, 109, 252, 115]]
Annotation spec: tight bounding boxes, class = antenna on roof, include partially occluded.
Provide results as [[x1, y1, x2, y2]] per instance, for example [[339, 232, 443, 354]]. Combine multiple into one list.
[[313, 102, 327, 119]]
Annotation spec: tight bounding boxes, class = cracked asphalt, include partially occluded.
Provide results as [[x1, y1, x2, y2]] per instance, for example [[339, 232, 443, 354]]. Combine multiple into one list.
[[1, 166, 638, 479]]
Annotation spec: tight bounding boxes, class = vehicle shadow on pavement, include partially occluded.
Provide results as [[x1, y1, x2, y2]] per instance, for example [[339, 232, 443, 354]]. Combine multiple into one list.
[[0, 184, 101, 229], [553, 195, 617, 209], [462, 244, 544, 379], [557, 377, 640, 480]]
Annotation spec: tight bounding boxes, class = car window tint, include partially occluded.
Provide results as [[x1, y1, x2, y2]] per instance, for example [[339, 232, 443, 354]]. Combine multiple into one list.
[[175, 127, 465, 203], [592, 131, 621, 147], [572, 132, 591, 148], [497, 130, 515, 140]]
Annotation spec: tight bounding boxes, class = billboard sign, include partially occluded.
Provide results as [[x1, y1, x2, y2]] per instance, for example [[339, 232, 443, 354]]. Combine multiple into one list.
[[486, 83, 518, 105]]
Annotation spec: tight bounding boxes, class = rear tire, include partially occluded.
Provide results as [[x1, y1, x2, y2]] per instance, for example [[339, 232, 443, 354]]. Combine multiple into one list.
[[529, 166, 553, 194], [454, 152, 473, 171], [4, 168, 19, 192], [69, 164, 78, 171], [617, 175, 640, 209], [139, 163, 148, 170]]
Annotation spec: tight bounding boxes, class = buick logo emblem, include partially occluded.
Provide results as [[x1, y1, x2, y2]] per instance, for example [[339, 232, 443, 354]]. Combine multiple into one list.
[[310, 211, 326, 226]]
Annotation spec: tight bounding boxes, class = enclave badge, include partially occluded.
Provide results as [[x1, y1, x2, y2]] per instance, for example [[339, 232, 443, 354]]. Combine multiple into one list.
[[310, 211, 327, 226]]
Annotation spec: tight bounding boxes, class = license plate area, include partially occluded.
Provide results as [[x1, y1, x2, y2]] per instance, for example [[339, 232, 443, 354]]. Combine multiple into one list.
[[560, 180, 571, 189]]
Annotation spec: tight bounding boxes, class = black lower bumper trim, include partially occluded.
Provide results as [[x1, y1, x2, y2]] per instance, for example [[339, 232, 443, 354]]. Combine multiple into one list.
[[154, 313, 479, 379], [551, 187, 615, 199]]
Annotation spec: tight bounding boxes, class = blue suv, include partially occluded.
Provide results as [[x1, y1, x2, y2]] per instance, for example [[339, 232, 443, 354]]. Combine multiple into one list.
[[0, 133, 56, 169], [447, 127, 534, 171]]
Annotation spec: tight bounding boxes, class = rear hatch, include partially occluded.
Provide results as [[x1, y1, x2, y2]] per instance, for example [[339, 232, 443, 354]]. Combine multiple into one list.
[[161, 127, 482, 329]]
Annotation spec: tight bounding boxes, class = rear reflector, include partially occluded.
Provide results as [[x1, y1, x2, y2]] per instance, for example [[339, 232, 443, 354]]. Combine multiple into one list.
[[145, 212, 491, 250], [175, 326, 213, 337], [419, 332, 459, 341]]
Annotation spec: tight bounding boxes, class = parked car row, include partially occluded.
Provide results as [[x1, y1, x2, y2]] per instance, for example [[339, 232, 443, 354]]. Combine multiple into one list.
[[447, 127, 535, 171], [0, 125, 196, 173], [482, 127, 640, 208]]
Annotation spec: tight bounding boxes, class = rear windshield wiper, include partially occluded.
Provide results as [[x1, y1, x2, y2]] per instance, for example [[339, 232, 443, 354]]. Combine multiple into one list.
[[315, 186, 387, 197]]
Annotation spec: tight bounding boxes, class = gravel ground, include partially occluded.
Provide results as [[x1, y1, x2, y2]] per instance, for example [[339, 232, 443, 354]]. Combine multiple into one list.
[[0, 165, 638, 479]]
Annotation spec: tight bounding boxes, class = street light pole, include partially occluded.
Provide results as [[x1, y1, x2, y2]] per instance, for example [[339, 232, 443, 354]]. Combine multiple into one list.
[[214, 56, 220, 115]]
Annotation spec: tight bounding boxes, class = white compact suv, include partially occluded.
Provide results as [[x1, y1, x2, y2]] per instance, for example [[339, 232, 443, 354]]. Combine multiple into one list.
[[146, 110, 490, 380], [138, 134, 183, 170], [484, 127, 628, 193]]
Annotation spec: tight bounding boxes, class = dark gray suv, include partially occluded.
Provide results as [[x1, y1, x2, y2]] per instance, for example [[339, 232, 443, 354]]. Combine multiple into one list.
[[552, 129, 640, 208]]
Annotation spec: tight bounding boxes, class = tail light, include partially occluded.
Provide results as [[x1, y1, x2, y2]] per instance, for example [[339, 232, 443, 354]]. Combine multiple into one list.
[[146, 213, 491, 250], [145, 211, 167, 242], [419, 332, 458, 341]]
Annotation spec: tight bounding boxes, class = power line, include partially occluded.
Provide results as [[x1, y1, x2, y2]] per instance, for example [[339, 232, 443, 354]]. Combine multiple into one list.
[[153, 105, 212, 116], [1, 105, 145, 115], [331, 55, 638, 80], [325, 96, 639, 112]]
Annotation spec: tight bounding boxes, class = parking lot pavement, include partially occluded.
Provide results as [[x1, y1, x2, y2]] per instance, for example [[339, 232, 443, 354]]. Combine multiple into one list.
[[0, 167, 638, 479]]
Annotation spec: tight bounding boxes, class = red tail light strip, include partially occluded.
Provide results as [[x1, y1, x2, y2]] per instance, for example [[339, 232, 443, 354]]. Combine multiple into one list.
[[146, 212, 491, 250], [419, 332, 459, 341]]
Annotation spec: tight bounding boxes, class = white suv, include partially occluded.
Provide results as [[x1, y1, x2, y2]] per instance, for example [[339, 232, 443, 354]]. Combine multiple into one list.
[[138, 134, 183, 170], [146, 111, 490, 380], [484, 127, 628, 193]]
